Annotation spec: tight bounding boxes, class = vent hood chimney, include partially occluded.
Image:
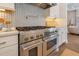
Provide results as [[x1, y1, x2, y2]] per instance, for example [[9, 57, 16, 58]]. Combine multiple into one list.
[[38, 3, 57, 9], [31, 3, 57, 9]]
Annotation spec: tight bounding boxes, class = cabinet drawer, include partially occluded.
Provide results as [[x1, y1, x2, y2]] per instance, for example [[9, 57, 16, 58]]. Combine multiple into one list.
[[0, 35, 18, 49], [0, 44, 18, 56]]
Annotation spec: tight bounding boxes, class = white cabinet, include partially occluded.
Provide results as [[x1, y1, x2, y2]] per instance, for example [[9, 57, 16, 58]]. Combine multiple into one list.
[[0, 3, 15, 11], [0, 35, 18, 49], [58, 28, 67, 46], [0, 35, 18, 56], [0, 44, 18, 56], [50, 5, 59, 18], [50, 3, 67, 19]]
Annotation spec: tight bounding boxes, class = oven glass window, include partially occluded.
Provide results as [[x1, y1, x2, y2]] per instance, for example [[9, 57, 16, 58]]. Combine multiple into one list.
[[29, 47, 38, 56], [47, 38, 57, 50]]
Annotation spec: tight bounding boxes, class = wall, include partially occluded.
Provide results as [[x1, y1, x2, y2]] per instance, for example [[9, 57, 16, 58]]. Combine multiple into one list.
[[67, 3, 79, 10], [14, 3, 46, 27], [67, 10, 76, 26], [76, 10, 79, 26], [67, 3, 79, 26]]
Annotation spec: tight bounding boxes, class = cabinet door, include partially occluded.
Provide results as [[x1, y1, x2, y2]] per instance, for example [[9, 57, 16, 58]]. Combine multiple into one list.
[[61, 29, 65, 45], [0, 35, 18, 49], [0, 44, 18, 56], [58, 28, 67, 46], [58, 29, 62, 46], [50, 5, 59, 18], [61, 28, 67, 44]]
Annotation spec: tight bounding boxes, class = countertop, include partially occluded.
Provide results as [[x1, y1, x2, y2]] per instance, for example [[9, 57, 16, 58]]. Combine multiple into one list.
[[16, 26, 52, 31], [0, 31, 19, 37]]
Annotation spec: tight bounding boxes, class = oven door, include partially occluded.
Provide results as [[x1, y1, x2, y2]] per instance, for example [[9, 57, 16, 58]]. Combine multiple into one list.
[[20, 40, 42, 56], [43, 35, 58, 56]]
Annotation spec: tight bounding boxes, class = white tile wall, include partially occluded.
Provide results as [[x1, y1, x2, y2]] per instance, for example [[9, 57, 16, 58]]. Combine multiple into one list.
[[14, 3, 47, 27]]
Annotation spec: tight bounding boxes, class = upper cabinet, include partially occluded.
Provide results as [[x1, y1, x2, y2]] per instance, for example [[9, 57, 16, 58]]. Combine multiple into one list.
[[48, 4, 67, 26], [50, 3, 67, 19], [0, 3, 15, 12], [0, 3, 15, 28], [50, 4, 59, 18]]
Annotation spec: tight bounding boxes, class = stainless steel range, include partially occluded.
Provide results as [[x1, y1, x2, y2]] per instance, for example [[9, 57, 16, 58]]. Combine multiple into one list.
[[16, 26, 59, 56], [43, 28, 59, 56], [17, 27, 45, 56]]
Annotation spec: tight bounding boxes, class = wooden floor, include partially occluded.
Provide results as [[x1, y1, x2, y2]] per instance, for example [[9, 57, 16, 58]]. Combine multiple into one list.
[[49, 34, 79, 56]]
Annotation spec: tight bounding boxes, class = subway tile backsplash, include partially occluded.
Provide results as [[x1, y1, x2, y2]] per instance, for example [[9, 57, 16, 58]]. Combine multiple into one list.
[[14, 3, 47, 27]]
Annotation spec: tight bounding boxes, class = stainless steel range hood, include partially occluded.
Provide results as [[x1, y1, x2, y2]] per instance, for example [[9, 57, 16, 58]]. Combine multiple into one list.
[[31, 3, 57, 9]]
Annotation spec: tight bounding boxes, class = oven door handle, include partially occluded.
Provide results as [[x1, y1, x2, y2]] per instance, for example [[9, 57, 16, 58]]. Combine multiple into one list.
[[43, 39, 50, 42], [43, 36, 57, 42], [22, 41, 42, 50]]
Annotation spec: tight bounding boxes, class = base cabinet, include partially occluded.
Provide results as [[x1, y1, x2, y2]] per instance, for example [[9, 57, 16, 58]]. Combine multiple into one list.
[[58, 28, 67, 46], [0, 34, 18, 56], [0, 44, 18, 56]]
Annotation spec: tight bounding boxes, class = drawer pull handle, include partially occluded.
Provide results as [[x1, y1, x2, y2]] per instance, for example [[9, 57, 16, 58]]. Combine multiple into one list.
[[0, 42, 6, 45]]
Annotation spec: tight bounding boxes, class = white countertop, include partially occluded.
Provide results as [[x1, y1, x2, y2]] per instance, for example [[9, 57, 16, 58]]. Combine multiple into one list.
[[0, 31, 19, 37]]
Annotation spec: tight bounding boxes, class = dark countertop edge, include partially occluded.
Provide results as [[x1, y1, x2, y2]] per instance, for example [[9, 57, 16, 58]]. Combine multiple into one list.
[[16, 26, 55, 31]]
